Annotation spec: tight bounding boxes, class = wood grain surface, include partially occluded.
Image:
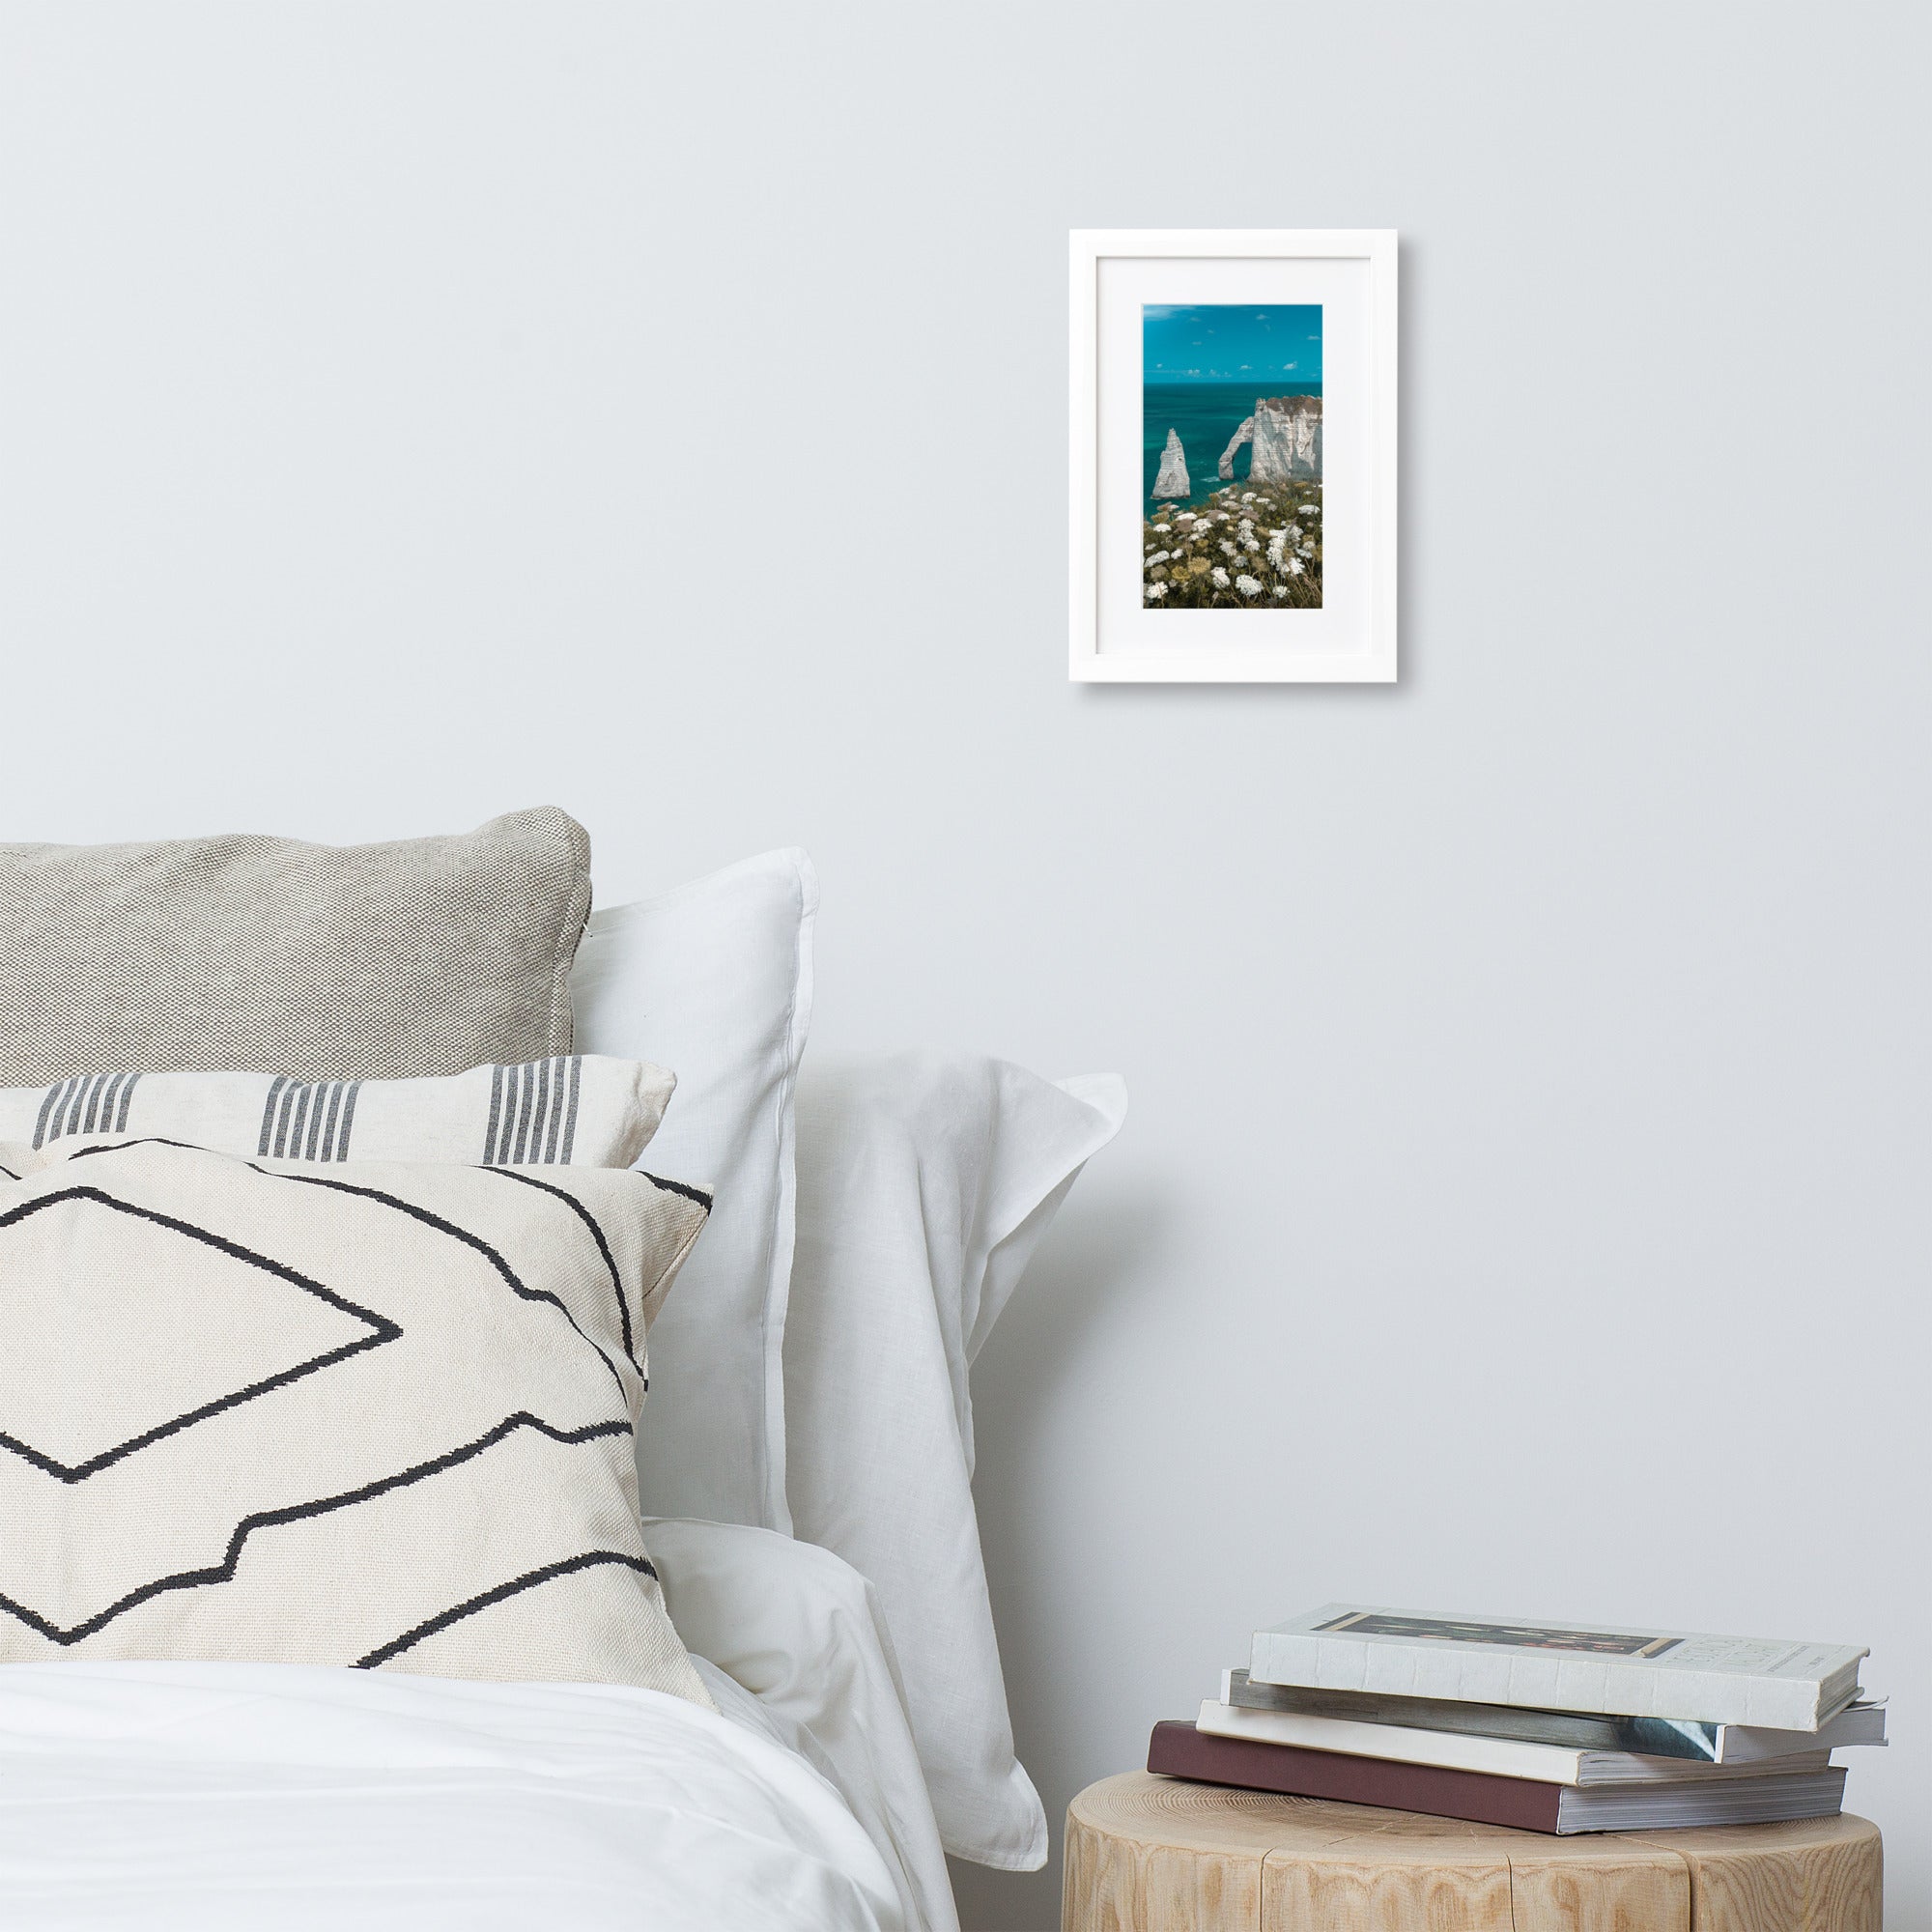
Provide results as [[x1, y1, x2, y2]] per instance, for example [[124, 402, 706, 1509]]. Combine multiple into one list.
[[1063, 1772, 1882, 1932]]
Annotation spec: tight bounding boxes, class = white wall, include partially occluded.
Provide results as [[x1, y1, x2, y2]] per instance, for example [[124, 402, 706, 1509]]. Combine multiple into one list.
[[4, 2, 1926, 1924]]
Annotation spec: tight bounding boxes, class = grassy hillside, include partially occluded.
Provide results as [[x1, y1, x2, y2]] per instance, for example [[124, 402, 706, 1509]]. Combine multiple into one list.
[[1143, 482, 1322, 609]]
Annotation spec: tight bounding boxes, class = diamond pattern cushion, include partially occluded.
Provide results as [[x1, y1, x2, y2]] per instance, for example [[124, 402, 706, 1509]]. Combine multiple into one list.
[[0, 1135, 709, 1700]]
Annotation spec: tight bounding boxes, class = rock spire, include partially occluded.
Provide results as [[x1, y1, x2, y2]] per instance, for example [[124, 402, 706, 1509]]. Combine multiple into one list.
[[1151, 429, 1189, 500]]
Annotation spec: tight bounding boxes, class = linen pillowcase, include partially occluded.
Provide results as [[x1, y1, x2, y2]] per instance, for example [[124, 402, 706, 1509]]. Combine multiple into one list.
[[571, 850, 815, 1531], [0, 808, 591, 1085], [0, 1057, 673, 1168], [783, 1050, 1127, 1871], [645, 1518, 956, 1932], [0, 1135, 709, 1702]]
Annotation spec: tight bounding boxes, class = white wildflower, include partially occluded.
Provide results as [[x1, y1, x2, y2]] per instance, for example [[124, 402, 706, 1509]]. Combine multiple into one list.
[[1299, 542, 1315, 557], [1265, 530, 1289, 568], [1146, 582, 1169, 599], [1273, 584, 1289, 597], [1152, 523, 1172, 533], [1287, 557, 1304, 576], [1236, 574, 1263, 597], [1146, 551, 1171, 567], [1303, 500, 1321, 516], [1219, 539, 1237, 557], [1240, 492, 1258, 503], [1210, 567, 1230, 588], [1242, 535, 1261, 553]]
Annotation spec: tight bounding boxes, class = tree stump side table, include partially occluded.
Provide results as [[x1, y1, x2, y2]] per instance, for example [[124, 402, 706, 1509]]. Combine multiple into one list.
[[1063, 1772, 1883, 1932]]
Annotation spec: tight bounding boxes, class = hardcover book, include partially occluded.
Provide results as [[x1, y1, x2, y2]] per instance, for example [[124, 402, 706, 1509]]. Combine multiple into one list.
[[1147, 1721, 1848, 1836], [1249, 1605, 1866, 1731]]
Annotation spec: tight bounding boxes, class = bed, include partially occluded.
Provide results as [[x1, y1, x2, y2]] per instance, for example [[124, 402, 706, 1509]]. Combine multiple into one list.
[[0, 812, 1125, 1931], [0, 1532, 924, 1932]]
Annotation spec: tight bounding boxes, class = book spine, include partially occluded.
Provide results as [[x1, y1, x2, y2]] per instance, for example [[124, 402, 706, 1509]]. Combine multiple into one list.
[[1249, 1630, 1826, 1730], [1146, 1721, 1566, 1834]]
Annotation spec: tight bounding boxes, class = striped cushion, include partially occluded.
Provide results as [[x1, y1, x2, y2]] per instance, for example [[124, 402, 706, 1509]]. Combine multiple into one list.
[[0, 1135, 711, 1697], [0, 1057, 674, 1168]]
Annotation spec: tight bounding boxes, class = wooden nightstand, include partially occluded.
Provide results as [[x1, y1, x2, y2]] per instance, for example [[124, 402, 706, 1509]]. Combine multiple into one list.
[[1063, 1772, 1882, 1932]]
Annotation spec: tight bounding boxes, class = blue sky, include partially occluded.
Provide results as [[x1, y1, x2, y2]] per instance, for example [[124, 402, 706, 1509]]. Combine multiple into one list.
[[1143, 303, 1322, 383]]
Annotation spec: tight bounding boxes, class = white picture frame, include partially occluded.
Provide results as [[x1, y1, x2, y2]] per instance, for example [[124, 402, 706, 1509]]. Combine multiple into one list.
[[1069, 229, 1398, 684]]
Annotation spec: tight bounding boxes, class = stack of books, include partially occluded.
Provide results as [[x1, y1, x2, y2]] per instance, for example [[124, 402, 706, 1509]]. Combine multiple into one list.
[[1150, 1605, 1884, 1834]]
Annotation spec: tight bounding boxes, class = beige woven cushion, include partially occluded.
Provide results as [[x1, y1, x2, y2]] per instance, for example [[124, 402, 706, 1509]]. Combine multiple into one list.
[[0, 1133, 711, 1701], [0, 809, 592, 1085]]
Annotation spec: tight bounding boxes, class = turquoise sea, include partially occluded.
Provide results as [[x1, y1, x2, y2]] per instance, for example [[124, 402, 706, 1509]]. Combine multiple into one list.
[[1143, 381, 1321, 507]]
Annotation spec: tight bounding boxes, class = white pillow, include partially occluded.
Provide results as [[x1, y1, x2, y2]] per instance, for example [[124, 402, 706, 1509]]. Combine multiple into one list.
[[783, 1051, 1127, 1870], [571, 851, 815, 1531], [647, 1517, 957, 1932]]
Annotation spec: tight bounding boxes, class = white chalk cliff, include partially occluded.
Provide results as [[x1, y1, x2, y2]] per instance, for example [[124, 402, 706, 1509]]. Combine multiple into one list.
[[1151, 429, 1189, 499], [1248, 395, 1322, 482]]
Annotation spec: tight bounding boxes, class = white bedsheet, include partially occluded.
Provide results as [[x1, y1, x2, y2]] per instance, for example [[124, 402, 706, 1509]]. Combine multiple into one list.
[[0, 1659, 906, 1931]]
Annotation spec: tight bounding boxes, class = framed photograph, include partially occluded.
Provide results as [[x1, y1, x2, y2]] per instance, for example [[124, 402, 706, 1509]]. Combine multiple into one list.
[[1068, 229, 1397, 683]]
